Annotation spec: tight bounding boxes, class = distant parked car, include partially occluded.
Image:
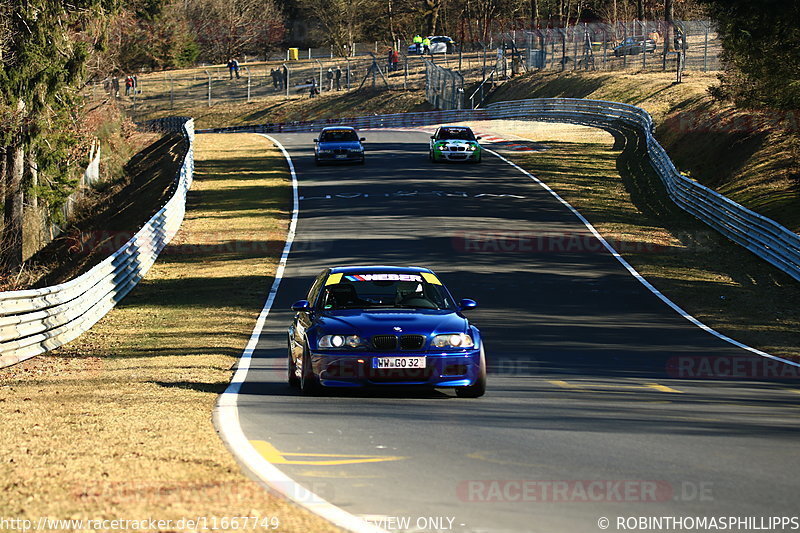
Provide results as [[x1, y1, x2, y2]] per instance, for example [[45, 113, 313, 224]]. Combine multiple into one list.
[[408, 36, 457, 55], [613, 37, 656, 56]]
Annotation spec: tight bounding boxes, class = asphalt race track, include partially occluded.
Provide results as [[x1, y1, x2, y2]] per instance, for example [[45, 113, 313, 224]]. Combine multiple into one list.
[[236, 130, 800, 533]]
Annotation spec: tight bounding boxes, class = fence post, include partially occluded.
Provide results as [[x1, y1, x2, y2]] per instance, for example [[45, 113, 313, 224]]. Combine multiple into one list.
[[642, 20, 647, 70], [169, 73, 174, 109], [204, 70, 212, 106], [245, 67, 251, 102], [703, 22, 709, 72]]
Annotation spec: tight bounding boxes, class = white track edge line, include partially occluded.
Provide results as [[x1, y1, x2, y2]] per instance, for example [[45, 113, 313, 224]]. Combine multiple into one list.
[[212, 134, 388, 533], [485, 147, 800, 369]]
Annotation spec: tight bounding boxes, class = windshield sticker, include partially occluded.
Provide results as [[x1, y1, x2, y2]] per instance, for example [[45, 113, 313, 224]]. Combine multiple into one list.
[[344, 273, 424, 283]]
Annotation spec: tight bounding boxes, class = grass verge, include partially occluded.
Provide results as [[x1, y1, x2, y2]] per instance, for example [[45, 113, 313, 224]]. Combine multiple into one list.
[[0, 133, 340, 532], [487, 120, 800, 360]]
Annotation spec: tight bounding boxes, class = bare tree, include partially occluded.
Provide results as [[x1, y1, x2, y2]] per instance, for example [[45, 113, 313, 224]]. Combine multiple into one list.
[[185, 0, 284, 62]]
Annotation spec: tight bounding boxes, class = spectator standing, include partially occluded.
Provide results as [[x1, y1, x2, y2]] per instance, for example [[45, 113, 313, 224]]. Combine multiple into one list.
[[227, 58, 235, 79], [270, 68, 278, 88], [132, 75, 138, 94], [387, 49, 394, 71], [282, 65, 289, 90], [124, 75, 133, 96], [326, 67, 334, 91], [111, 76, 120, 98], [391, 49, 400, 71], [413, 34, 423, 55], [232, 58, 240, 79], [334, 66, 342, 90], [422, 36, 431, 55]]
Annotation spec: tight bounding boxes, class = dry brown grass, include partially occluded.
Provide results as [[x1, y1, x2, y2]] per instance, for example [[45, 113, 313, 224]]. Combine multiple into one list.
[[0, 134, 340, 532]]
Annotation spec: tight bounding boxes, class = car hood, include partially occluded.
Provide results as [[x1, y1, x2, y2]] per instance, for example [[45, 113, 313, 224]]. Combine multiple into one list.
[[318, 141, 362, 149], [315, 309, 468, 336], [433, 139, 477, 146]]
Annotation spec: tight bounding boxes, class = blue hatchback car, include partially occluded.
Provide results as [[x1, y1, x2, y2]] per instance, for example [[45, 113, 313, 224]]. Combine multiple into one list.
[[314, 126, 366, 165], [288, 266, 486, 397]]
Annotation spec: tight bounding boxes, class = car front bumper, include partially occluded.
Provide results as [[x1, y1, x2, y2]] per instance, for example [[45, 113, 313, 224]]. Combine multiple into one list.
[[310, 350, 483, 388], [434, 149, 480, 162], [316, 152, 364, 163]]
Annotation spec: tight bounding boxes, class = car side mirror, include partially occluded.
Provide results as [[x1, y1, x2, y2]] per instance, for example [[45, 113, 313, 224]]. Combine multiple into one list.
[[475, 136, 482, 140], [291, 300, 311, 312], [430, 135, 435, 139], [360, 137, 366, 141], [458, 299, 478, 311], [313, 138, 318, 142]]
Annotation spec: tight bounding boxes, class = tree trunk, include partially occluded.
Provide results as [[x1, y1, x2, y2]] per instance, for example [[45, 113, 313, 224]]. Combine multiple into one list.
[[2, 143, 25, 270], [637, 0, 644, 21], [2, 100, 25, 270], [530, 0, 539, 28], [424, 0, 441, 36]]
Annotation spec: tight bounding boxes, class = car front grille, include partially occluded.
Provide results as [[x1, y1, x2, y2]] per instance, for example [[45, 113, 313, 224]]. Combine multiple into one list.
[[399, 335, 426, 350], [372, 335, 398, 350], [333, 148, 348, 155], [371, 334, 426, 350]]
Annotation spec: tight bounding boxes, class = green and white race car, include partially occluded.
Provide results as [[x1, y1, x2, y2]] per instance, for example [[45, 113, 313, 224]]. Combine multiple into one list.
[[429, 126, 482, 163]]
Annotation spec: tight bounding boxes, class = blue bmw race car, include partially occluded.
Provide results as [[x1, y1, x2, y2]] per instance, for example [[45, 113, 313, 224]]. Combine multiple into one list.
[[288, 266, 486, 397], [314, 126, 366, 165]]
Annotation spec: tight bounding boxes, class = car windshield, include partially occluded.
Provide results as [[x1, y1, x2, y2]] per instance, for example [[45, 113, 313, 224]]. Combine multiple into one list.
[[320, 129, 359, 142], [436, 128, 475, 141], [319, 273, 453, 310]]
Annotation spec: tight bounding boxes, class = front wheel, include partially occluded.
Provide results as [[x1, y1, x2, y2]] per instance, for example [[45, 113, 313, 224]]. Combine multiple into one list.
[[288, 341, 300, 388], [300, 345, 321, 396], [456, 344, 486, 398]]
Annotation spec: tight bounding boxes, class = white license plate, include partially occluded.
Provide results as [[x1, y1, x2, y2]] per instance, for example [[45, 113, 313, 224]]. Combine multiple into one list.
[[335, 154, 348, 159], [372, 357, 426, 369]]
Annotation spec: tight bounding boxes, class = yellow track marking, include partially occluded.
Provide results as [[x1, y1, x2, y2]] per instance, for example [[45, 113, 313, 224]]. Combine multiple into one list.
[[250, 440, 407, 466], [548, 380, 581, 389], [645, 383, 682, 393]]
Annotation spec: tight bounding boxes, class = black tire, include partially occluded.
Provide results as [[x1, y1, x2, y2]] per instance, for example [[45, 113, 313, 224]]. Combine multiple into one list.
[[358, 157, 365, 165], [288, 347, 300, 389], [429, 150, 434, 162], [456, 344, 486, 398], [314, 157, 321, 166], [300, 344, 321, 396]]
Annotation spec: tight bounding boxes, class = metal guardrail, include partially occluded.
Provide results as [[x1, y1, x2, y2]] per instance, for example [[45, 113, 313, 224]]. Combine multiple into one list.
[[197, 109, 489, 134], [483, 98, 800, 281], [0, 117, 195, 368]]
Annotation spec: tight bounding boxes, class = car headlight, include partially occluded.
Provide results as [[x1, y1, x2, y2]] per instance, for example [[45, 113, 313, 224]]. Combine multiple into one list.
[[318, 335, 364, 349], [349, 148, 363, 153], [432, 333, 474, 349], [318, 149, 333, 154], [467, 145, 476, 151]]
